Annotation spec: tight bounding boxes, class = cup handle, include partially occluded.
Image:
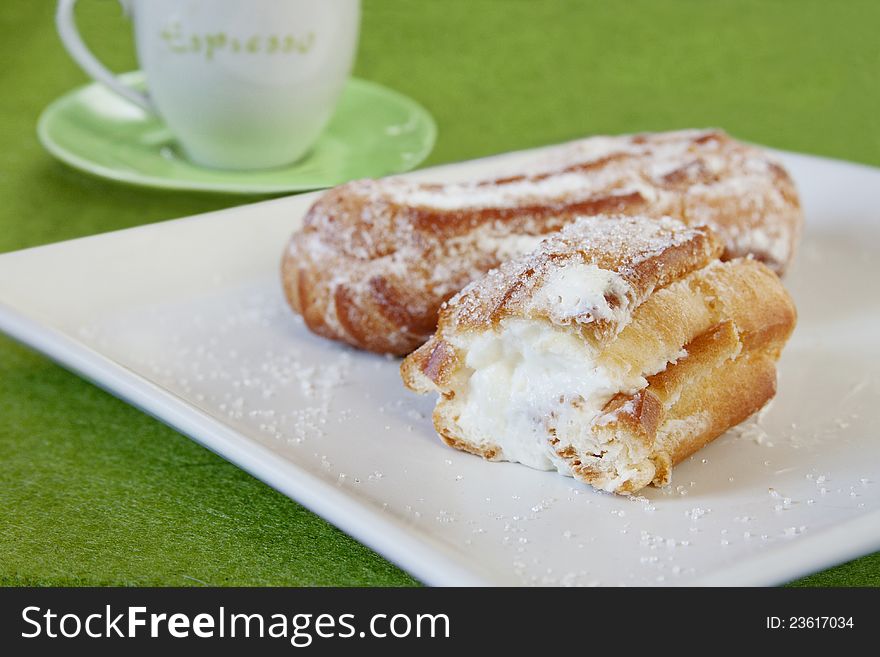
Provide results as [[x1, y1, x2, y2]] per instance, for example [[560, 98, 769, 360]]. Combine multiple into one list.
[[55, 0, 155, 113]]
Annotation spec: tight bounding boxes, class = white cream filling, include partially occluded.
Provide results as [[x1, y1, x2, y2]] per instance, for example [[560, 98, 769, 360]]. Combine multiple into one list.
[[529, 262, 630, 326], [453, 319, 647, 477]]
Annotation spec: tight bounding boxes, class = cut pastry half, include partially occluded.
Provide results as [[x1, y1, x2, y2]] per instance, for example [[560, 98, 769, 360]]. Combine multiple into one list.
[[401, 215, 796, 494]]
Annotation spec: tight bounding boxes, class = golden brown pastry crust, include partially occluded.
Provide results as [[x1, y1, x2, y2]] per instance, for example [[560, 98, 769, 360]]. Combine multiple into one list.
[[400, 215, 796, 495], [283, 129, 802, 355]]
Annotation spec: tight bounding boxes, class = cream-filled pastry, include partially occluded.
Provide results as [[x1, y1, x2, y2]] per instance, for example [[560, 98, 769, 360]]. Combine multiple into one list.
[[283, 129, 802, 355], [401, 215, 796, 494]]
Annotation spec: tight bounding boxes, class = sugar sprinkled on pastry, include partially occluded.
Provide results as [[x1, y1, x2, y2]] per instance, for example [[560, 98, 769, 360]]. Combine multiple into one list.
[[400, 215, 796, 494], [283, 129, 802, 355]]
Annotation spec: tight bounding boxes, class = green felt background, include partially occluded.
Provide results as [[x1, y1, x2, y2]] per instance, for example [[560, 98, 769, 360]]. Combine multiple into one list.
[[1, 0, 878, 586]]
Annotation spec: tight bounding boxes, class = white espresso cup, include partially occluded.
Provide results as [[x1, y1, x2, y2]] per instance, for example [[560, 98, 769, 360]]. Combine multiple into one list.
[[57, 0, 360, 170]]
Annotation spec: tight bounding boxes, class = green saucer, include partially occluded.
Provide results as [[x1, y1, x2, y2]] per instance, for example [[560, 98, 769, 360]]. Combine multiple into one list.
[[37, 72, 436, 194]]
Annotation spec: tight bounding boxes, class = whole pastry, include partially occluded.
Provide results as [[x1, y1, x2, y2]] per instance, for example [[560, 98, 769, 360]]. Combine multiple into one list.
[[283, 129, 801, 355], [401, 215, 796, 494]]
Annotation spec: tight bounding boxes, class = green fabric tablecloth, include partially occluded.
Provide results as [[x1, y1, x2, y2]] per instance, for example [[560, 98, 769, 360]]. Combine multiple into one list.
[[1, 1, 878, 586]]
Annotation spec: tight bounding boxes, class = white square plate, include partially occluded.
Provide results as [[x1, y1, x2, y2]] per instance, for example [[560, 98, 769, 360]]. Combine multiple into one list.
[[1, 146, 879, 586]]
